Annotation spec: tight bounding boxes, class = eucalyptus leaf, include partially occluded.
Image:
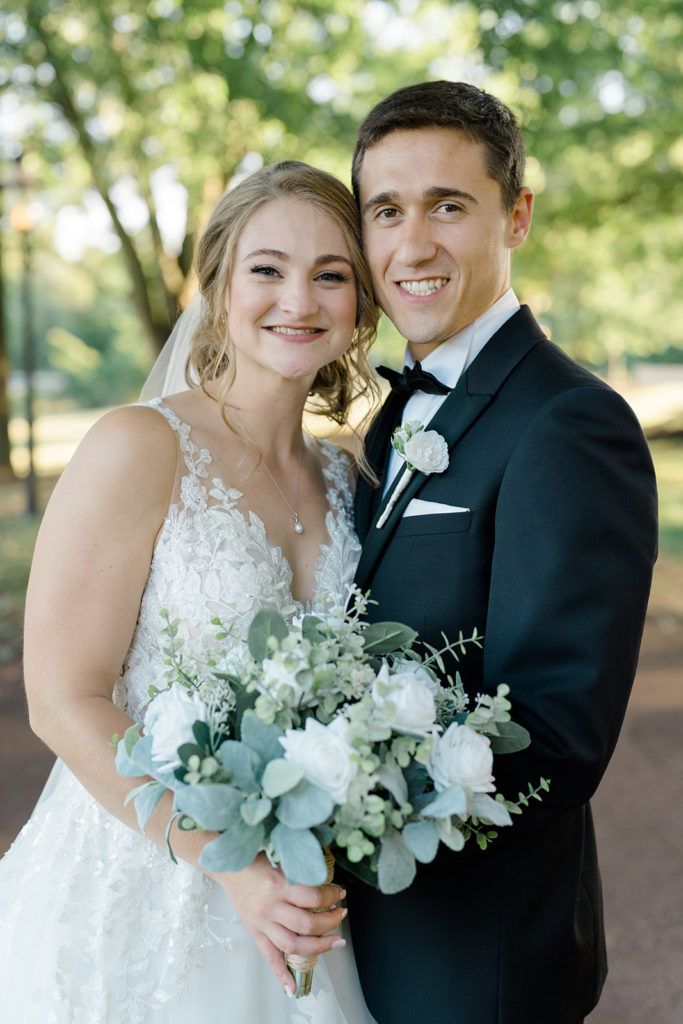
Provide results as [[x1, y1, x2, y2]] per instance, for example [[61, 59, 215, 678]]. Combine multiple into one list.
[[240, 713, 285, 763], [219, 740, 263, 792], [487, 721, 531, 754], [240, 797, 273, 826], [361, 622, 418, 655], [404, 761, 430, 801], [276, 780, 333, 829], [248, 608, 289, 661], [377, 829, 416, 894], [271, 823, 327, 885], [199, 820, 264, 873], [262, 759, 305, 798], [115, 725, 143, 777], [421, 784, 468, 819], [192, 720, 211, 748], [174, 783, 244, 831], [301, 615, 325, 644], [402, 820, 440, 863], [177, 742, 205, 767], [470, 793, 513, 826], [125, 780, 166, 833]]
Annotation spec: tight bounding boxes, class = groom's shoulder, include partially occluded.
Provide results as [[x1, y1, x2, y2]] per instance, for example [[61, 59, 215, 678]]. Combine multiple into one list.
[[505, 306, 615, 397]]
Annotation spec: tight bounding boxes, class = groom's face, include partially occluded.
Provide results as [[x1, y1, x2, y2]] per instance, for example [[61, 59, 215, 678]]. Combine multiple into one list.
[[357, 126, 531, 356]]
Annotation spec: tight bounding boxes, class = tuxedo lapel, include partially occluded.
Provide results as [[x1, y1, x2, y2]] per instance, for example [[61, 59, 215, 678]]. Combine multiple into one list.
[[354, 389, 405, 541], [354, 387, 491, 590], [354, 306, 546, 591]]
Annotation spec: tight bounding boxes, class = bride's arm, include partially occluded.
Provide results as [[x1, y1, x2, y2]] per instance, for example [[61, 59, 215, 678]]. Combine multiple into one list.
[[23, 404, 346, 993]]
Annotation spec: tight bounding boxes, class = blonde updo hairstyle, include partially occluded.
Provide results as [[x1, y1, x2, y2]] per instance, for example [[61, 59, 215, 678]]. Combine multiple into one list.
[[189, 160, 379, 433]]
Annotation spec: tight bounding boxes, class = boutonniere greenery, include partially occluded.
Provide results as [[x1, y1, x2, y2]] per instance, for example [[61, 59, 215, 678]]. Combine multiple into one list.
[[376, 421, 450, 529]]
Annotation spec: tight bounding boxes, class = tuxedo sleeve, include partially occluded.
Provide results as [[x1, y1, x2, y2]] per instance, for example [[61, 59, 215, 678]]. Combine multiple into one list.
[[483, 384, 657, 820]]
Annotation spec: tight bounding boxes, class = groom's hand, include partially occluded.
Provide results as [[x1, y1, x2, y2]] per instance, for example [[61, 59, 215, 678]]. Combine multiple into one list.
[[217, 852, 347, 993]]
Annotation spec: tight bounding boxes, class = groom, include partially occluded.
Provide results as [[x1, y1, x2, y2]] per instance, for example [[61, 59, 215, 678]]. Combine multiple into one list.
[[347, 81, 658, 1024]]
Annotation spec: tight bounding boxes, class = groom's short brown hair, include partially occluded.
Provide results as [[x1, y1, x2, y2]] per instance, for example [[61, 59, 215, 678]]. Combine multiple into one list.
[[352, 80, 527, 213]]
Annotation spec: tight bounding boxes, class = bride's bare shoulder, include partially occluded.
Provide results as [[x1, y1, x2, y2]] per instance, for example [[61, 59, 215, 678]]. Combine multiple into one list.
[[51, 403, 182, 514]]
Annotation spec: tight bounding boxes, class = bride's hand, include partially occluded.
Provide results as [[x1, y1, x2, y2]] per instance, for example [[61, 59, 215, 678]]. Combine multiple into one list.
[[215, 852, 348, 993]]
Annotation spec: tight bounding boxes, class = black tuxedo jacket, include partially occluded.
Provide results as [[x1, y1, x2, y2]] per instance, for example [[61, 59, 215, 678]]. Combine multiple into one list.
[[347, 307, 658, 1024]]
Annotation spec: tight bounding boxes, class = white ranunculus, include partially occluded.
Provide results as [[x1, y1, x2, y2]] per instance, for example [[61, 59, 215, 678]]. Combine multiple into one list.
[[372, 661, 438, 736], [144, 686, 208, 770], [279, 716, 357, 805], [428, 723, 495, 793], [403, 429, 449, 475]]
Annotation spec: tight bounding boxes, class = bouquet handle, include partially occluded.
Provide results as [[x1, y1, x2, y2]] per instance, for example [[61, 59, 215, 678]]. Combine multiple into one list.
[[285, 847, 336, 998]]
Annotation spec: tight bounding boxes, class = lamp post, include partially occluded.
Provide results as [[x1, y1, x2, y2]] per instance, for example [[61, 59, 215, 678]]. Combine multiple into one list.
[[9, 191, 38, 516]]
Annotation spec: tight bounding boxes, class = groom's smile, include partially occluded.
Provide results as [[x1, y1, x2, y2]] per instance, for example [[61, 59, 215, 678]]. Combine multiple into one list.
[[358, 126, 532, 357]]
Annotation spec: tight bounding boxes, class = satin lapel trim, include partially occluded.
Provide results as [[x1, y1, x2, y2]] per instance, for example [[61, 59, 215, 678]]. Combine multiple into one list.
[[354, 388, 491, 591], [354, 390, 405, 540]]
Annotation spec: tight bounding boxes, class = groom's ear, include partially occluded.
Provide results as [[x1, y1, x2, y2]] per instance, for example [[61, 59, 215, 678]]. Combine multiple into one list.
[[507, 187, 534, 249]]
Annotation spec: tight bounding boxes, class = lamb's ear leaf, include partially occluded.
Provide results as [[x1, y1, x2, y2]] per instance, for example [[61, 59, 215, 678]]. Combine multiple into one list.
[[271, 823, 327, 885], [377, 829, 416, 894]]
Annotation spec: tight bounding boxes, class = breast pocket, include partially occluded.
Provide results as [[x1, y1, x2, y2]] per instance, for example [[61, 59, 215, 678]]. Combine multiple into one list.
[[397, 510, 473, 537]]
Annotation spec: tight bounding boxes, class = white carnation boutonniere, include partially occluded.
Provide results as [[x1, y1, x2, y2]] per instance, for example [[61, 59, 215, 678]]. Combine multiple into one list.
[[376, 420, 449, 529]]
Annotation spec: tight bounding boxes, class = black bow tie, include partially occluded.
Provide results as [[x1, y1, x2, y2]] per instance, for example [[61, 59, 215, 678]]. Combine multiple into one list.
[[376, 361, 451, 398]]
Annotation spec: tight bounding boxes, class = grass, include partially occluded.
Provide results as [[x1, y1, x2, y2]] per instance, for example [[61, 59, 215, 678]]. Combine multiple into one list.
[[0, 434, 681, 665]]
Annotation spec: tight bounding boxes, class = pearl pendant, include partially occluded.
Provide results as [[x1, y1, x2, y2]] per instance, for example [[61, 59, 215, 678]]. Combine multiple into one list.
[[294, 516, 304, 534]]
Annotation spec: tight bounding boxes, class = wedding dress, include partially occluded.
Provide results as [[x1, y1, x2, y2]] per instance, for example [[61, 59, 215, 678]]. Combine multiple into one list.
[[0, 399, 375, 1024]]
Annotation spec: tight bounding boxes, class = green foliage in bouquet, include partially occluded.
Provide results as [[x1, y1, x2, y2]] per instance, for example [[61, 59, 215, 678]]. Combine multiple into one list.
[[116, 593, 549, 894]]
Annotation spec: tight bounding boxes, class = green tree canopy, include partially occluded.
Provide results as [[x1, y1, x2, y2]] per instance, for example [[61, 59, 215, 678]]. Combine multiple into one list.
[[1, 0, 681, 380]]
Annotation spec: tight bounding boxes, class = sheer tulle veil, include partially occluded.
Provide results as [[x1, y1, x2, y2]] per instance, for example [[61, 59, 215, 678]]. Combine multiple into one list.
[[139, 293, 203, 400]]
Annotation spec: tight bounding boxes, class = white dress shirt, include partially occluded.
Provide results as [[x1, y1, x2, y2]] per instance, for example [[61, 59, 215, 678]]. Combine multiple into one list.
[[383, 288, 520, 494]]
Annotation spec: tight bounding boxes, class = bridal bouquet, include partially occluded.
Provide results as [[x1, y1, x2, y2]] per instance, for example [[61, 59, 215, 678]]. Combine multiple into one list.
[[116, 590, 548, 898]]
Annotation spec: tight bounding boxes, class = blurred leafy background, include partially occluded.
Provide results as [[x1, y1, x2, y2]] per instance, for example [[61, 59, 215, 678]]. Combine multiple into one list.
[[1, 0, 681, 416]]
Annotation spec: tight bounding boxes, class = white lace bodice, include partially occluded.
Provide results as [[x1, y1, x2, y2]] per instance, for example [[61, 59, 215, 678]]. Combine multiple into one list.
[[115, 399, 361, 724]]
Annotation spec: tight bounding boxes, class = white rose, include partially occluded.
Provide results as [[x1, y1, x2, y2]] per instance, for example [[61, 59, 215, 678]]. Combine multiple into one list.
[[372, 661, 438, 736], [403, 429, 449, 475], [144, 686, 208, 770], [279, 717, 357, 805], [428, 723, 495, 793]]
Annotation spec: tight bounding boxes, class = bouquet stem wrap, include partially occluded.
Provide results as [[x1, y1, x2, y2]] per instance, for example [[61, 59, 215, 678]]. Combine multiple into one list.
[[285, 847, 336, 998]]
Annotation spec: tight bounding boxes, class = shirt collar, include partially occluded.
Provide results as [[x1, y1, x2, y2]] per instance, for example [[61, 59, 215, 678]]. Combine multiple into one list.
[[404, 288, 520, 386]]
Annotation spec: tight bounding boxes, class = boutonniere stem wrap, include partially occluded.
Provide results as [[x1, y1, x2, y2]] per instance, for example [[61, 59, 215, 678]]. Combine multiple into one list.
[[376, 421, 450, 528]]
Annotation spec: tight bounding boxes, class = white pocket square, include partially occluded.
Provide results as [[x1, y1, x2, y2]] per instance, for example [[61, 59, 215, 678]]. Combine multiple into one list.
[[403, 498, 470, 517]]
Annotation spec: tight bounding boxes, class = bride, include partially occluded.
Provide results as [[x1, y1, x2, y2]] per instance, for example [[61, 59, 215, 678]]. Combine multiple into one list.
[[0, 161, 379, 1023]]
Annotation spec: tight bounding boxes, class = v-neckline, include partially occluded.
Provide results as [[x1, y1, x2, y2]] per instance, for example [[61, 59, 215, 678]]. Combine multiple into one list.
[[150, 399, 341, 610]]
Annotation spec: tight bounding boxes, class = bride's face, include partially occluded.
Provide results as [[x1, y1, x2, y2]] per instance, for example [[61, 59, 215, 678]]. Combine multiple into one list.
[[225, 196, 358, 385]]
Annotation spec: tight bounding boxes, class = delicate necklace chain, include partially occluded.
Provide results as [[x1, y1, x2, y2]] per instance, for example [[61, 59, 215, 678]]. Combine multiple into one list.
[[259, 441, 305, 534], [232, 410, 305, 535]]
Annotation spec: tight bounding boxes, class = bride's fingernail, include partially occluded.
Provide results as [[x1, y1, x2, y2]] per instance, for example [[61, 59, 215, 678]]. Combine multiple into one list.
[[331, 937, 346, 949], [340, 907, 348, 920]]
